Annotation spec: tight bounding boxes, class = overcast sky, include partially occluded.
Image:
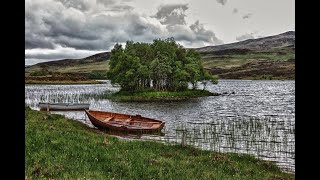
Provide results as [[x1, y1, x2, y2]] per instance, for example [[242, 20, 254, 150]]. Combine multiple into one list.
[[25, 0, 295, 65]]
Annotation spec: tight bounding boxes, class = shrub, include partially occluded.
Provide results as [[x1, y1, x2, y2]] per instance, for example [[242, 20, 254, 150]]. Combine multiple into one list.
[[88, 71, 108, 79], [30, 70, 50, 76]]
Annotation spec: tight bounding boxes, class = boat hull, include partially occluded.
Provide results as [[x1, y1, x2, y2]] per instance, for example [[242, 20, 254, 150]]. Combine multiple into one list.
[[85, 109, 165, 133], [39, 103, 90, 111]]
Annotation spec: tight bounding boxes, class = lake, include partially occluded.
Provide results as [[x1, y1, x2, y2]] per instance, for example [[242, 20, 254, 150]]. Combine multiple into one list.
[[25, 80, 295, 173]]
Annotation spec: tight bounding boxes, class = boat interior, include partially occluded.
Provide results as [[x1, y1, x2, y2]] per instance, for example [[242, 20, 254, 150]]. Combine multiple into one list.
[[89, 111, 161, 128]]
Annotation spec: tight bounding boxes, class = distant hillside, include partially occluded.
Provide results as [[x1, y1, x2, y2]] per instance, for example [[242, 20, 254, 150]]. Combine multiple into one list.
[[26, 31, 295, 80], [197, 31, 295, 79], [25, 51, 111, 75], [195, 31, 295, 53], [30, 52, 111, 68], [83, 52, 111, 61]]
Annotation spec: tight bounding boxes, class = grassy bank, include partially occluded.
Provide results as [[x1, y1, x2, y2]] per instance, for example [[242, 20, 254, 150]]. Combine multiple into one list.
[[102, 89, 220, 102], [25, 80, 103, 85], [25, 60, 109, 74], [26, 107, 294, 179]]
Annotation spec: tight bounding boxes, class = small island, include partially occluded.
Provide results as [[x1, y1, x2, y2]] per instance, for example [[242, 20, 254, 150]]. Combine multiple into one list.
[[105, 38, 218, 102], [25, 107, 294, 179]]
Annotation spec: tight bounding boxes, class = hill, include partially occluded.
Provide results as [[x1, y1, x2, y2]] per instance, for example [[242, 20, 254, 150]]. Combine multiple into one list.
[[197, 31, 295, 79], [25, 31, 295, 80], [195, 31, 294, 53]]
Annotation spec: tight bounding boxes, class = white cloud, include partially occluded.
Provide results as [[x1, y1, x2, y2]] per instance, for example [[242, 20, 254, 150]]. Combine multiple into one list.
[[25, 0, 223, 64], [25, 45, 104, 64]]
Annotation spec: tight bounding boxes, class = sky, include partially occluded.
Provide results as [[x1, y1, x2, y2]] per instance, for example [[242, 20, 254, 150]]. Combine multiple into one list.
[[25, 0, 295, 65]]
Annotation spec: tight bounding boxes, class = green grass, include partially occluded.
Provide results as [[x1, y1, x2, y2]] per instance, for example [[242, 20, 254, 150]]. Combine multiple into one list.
[[232, 52, 294, 61], [25, 60, 109, 74], [102, 89, 220, 102], [88, 70, 108, 80], [202, 52, 295, 70], [202, 59, 252, 69], [26, 107, 294, 179], [58, 61, 109, 73], [29, 70, 51, 76], [25, 51, 294, 81]]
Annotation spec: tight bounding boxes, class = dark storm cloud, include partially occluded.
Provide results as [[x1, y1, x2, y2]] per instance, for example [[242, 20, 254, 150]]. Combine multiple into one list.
[[128, 22, 148, 36], [25, 34, 56, 49], [236, 33, 255, 41], [26, 0, 223, 64], [25, 0, 91, 49], [25, 0, 143, 50], [232, 8, 238, 14], [242, 13, 252, 19], [153, 4, 222, 45], [153, 4, 188, 26], [216, 0, 227, 5]]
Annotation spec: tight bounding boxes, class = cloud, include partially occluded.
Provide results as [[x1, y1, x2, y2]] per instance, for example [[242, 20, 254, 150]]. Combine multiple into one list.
[[153, 4, 223, 45], [189, 21, 223, 45], [96, 0, 116, 6], [236, 32, 256, 41], [110, 5, 134, 11], [242, 13, 252, 19], [25, 0, 223, 64], [25, 46, 104, 64], [25, 0, 163, 51], [25, 46, 103, 60], [96, 0, 134, 11], [216, 0, 227, 5], [55, 0, 96, 11], [232, 8, 238, 14], [153, 4, 188, 26]]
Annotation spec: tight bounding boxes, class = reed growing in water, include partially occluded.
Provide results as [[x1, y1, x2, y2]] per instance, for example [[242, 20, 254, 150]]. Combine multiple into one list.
[[26, 107, 293, 179]]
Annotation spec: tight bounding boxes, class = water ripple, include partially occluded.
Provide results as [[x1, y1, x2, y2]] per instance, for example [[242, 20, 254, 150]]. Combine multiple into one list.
[[25, 79, 295, 173]]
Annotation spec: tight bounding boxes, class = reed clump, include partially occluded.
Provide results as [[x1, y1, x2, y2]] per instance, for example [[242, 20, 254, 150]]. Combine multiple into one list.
[[26, 107, 294, 179]]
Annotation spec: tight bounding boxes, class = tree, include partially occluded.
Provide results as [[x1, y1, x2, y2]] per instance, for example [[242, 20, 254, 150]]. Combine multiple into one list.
[[200, 71, 218, 90], [107, 38, 218, 92]]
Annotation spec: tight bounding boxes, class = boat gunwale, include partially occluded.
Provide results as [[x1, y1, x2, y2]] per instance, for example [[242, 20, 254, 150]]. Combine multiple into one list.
[[84, 109, 165, 131], [86, 109, 164, 123]]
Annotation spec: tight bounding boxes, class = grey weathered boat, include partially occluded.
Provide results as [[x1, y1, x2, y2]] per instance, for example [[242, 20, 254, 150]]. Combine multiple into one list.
[[39, 102, 90, 111]]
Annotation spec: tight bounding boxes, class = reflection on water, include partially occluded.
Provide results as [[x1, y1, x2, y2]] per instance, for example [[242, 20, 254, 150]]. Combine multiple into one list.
[[25, 80, 295, 173]]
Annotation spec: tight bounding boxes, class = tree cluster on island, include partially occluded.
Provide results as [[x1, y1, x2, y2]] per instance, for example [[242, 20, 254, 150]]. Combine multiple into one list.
[[107, 38, 218, 92]]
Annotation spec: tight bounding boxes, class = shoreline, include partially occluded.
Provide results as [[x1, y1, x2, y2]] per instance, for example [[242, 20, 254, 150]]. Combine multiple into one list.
[[101, 89, 221, 102], [25, 107, 294, 179]]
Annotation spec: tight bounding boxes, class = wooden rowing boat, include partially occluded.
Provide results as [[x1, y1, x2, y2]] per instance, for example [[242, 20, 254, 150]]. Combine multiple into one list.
[[39, 102, 90, 111], [84, 109, 165, 133]]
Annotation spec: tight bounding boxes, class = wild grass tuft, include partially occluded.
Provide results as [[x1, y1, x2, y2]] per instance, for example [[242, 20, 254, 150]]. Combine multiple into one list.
[[26, 107, 294, 179]]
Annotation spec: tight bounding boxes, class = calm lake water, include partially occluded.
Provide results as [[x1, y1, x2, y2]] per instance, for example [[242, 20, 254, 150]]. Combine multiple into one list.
[[25, 80, 295, 173]]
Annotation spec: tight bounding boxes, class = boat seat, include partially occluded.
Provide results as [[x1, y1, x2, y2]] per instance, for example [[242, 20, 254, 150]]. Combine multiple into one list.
[[103, 117, 114, 122]]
